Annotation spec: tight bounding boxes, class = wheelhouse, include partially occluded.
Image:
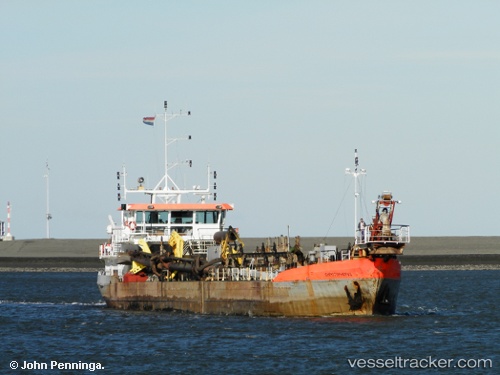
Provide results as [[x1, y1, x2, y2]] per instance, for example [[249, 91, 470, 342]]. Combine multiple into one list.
[[119, 203, 234, 242]]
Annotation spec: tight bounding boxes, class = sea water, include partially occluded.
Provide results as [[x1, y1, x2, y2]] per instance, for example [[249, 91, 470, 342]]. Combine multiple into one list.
[[0, 270, 497, 374]]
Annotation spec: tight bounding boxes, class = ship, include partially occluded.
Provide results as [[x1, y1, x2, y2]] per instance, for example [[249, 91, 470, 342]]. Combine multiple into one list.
[[97, 101, 410, 316]]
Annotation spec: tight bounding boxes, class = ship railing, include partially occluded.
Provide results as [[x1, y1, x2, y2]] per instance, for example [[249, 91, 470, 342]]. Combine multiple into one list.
[[340, 249, 351, 260], [139, 227, 189, 240], [213, 267, 278, 281], [131, 225, 219, 237], [358, 225, 410, 244], [194, 228, 220, 241], [99, 243, 112, 258], [99, 230, 128, 258], [112, 228, 131, 243], [119, 226, 218, 243], [184, 239, 216, 255]]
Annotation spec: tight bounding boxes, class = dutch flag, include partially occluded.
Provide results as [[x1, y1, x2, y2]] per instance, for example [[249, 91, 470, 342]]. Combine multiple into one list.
[[142, 116, 155, 126]]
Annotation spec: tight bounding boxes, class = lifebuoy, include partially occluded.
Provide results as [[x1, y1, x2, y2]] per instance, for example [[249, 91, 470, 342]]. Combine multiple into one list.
[[127, 221, 137, 231]]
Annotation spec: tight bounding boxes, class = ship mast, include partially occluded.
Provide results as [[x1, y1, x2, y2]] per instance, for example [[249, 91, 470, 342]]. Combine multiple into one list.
[[153, 100, 197, 203], [163, 100, 168, 186], [345, 149, 366, 243], [121, 100, 214, 204]]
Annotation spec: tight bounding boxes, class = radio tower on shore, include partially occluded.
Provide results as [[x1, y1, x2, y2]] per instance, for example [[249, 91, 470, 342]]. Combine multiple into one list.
[[44, 161, 52, 238], [3, 201, 14, 241]]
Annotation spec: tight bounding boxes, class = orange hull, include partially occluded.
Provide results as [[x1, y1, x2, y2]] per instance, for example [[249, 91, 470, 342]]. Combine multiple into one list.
[[274, 257, 400, 282]]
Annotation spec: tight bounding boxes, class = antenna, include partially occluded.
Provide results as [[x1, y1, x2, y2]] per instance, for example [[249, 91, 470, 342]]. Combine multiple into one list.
[[345, 149, 366, 243]]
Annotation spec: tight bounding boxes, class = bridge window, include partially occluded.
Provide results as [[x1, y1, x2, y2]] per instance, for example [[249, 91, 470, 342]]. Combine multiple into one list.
[[158, 211, 168, 223], [170, 211, 193, 224], [195, 211, 218, 224], [142, 211, 169, 224], [145, 211, 158, 224], [135, 211, 144, 224]]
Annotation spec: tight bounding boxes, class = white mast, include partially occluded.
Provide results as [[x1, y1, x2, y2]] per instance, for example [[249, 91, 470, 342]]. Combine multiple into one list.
[[153, 100, 196, 203], [163, 100, 168, 184], [121, 100, 211, 204], [44, 160, 52, 238], [7, 201, 10, 236], [5, 201, 13, 240], [345, 149, 366, 243]]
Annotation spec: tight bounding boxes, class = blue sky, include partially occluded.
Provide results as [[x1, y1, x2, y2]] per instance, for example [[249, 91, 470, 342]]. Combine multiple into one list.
[[1, 1, 499, 239]]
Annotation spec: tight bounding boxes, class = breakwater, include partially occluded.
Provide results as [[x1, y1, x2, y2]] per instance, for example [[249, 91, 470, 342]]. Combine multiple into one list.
[[1, 237, 498, 271]]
